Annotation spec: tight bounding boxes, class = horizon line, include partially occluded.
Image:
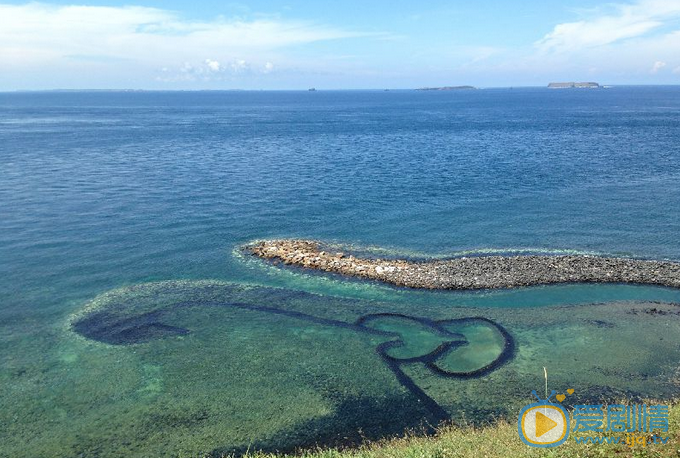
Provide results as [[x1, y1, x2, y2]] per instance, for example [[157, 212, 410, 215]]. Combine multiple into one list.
[[3, 84, 680, 93]]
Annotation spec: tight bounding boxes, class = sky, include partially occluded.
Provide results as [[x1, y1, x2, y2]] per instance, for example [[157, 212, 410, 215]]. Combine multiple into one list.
[[1, 0, 679, 89]]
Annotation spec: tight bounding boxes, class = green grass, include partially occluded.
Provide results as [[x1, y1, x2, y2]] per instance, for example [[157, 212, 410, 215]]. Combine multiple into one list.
[[232, 402, 680, 458]]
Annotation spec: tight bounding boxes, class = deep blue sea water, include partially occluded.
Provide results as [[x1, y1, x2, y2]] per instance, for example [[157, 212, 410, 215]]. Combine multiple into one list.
[[2, 88, 680, 456]]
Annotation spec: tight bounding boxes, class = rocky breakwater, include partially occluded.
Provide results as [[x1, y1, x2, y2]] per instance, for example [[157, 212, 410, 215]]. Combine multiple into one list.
[[246, 239, 680, 290]]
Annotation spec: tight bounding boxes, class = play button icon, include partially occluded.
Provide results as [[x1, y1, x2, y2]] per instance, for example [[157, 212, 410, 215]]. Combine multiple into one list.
[[535, 411, 557, 437], [518, 402, 569, 448]]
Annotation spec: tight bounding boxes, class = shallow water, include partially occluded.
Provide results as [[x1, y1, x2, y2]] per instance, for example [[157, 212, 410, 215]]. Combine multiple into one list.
[[5, 280, 678, 456], [1, 88, 680, 456]]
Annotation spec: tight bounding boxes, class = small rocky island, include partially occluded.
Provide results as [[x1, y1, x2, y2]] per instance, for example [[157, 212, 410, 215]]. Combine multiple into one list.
[[416, 86, 476, 91], [246, 239, 680, 290], [548, 82, 600, 88]]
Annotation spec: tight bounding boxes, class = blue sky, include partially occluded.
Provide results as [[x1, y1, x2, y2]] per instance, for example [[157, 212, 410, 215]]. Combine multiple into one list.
[[1, 0, 679, 89]]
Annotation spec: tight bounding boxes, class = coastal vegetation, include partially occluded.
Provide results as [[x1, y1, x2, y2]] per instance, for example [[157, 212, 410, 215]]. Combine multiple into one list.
[[229, 401, 680, 458]]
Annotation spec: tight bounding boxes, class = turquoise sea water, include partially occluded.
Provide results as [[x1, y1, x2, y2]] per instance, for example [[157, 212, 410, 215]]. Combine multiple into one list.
[[1, 88, 680, 456]]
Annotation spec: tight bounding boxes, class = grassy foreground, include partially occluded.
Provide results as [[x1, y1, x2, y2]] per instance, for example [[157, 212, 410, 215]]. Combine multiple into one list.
[[231, 402, 680, 458]]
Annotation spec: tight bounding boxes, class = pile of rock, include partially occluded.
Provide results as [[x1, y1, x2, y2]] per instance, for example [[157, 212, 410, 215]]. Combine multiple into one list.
[[246, 239, 680, 290]]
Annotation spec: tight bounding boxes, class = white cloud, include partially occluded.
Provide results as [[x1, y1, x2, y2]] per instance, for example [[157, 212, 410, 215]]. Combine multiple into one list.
[[650, 60, 667, 73], [156, 58, 269, 82], [467, 47, 501, 64], [536, 0, 680, 53], [503, 0, 680, 83], [230, 59, 249, 73], [0, 3, 368, 74], [205, 59, 221, 72], [0, 1, 677, 89]]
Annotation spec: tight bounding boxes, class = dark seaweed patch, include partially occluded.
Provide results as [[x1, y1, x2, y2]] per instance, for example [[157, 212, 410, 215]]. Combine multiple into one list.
[[585, 319, 616, 328], [72, 310, 190, 345]]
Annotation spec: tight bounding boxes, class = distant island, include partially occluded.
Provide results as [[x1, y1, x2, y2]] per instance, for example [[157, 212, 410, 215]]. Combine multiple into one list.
[[416, 86, 476, 91], [548, 82, 600, 89]]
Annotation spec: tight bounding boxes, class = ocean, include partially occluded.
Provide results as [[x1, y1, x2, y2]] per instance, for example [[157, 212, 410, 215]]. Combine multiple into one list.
[[1, 87, 680, 456]]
